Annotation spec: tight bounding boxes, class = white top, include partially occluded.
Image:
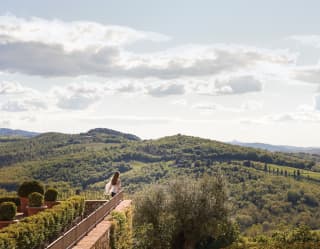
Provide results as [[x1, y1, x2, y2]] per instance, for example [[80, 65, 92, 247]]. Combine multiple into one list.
[[105, 179, 121, 195]]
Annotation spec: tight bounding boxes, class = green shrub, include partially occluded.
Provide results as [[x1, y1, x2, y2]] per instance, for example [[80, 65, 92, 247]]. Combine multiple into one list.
[[0, 233, 16, 249], [287, 191, 300, 205], [0, 196, 85, 249], [18, 181, 44, 198], [0, 197, 20, 207], [44, 188, 58, 202], [110, 207, 133, 249], [28, 192, 44, 207], [0, 202, 17, 221]]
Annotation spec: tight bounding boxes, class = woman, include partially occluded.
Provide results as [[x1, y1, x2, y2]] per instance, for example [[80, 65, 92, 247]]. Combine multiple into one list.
[[105, 171, 121, 197]]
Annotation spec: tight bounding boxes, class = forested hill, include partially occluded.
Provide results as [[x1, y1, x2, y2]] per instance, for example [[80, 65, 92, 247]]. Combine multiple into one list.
[[3, 128, 320, 233], [0, 129, 316, 169], [0, 128, 318, 189], [0, 128, 140, 167], [138, 135, 316, 169], [0, 129, 317, 170]]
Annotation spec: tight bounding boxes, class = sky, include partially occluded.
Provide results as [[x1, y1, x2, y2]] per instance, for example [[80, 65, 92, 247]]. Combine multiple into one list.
[[1, 0, 320, 146]]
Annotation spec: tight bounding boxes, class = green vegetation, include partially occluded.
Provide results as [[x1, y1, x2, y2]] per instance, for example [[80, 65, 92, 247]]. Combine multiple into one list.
[[17, 181, 44, 198], [133, 175, 238, 249], [28, 192, 44, 207], [44, 188, 58, 202], [1, 128, 320, 247], [110, 207, 133, 249], [0, 202, 16, 221], [0, 197, 20, 207], [227, 225, 320, 248], [0, 196, 85, 249]]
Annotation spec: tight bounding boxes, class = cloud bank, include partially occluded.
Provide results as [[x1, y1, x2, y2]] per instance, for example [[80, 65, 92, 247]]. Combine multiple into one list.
[[0, 15, 295, 80]]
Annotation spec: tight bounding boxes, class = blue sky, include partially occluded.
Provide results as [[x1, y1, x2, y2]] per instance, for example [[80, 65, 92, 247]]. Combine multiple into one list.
[[2, 0, 319, 44], [0, 0, 320, 146]]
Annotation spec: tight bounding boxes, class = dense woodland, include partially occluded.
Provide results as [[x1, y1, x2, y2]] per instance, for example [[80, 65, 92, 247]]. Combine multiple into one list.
[[1, 128, 320, 246]]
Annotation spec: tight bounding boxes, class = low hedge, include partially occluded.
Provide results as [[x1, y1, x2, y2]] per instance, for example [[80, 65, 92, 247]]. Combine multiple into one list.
[[110, 207, 133, 249], [0, 196, 85, 249], [0, 197, 20, 207], [0, 234, 15, 249]]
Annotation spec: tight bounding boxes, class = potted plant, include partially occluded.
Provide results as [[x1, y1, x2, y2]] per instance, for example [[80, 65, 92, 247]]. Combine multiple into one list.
[[27, 192, 47, 216], [0, 202, 18, 229], [44, 188, 59, 208], [17, 181, 44, 215]]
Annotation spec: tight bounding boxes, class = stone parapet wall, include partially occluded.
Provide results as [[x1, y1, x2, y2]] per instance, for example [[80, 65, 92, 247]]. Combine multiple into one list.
[[73, 220, 112, 249], [84, 200, 107, 217], [72, 200, 132, 249]]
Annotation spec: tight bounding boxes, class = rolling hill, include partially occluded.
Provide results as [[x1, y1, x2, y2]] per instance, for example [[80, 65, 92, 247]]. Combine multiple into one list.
[[1, 128, 320, 234]]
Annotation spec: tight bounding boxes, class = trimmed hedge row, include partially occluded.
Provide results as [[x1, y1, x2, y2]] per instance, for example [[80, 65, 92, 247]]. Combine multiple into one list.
[[0, 197, 20, 207], [0, 196, 85, 249], [110, 207, 133, 249]]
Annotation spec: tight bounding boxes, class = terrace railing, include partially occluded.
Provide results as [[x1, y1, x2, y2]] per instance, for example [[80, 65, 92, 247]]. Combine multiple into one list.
[[46, 191, 124, 249]]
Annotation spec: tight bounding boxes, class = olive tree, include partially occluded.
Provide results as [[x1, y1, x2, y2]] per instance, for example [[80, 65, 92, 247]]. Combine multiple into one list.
[[133, 174, 238, 249]]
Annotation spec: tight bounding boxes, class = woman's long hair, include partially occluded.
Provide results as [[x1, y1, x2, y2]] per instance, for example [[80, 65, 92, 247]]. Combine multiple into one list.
[[111, 171, 120, 185]]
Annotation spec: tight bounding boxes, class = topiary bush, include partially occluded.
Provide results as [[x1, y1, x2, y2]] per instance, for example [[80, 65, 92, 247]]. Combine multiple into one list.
[[44, 188, 58, 202], [28, 193, 44, 207], [0, 197, 20, 207], [18, 181, 44, 198], [0, 202, 17, 221]]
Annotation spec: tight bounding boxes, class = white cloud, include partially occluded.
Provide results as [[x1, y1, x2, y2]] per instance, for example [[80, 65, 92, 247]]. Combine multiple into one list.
[[20, 115, 37, 122], [2, 100, 29, 112], [80, 115, 174, 125], [0, 41, 272, 78], [52, 83, 103, 110], [0, 15, 170, 52], [241, 111, 320, 125], [1, 98, 47, 112], [215, 75, 263, 94], [0, 119, 10, 127], [147, 83, 185, 97], [294, 64, 320, 84], [192, 102, 241, 113], [241, 100, 263, 111], [195, 75, 263, 95], [0, 15, 296, 78], [315, 94, 320, 111], [192, 99, 263, 114], [270, 112, 320, 123], [0, 81, 27, 94], [122, 45, 294, 80], [289, 35, 320, 48], [171, 99, 188, 106], [300, 94, 320, 112], [113, 83, 141, 94], [0, 41, 121, 77]]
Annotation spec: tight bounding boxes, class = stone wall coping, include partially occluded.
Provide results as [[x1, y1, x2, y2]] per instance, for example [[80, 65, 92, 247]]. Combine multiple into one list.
[[72, 199, 132, 249]]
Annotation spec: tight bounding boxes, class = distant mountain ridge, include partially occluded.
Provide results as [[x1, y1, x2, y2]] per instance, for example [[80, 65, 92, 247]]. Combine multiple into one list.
[[230, 140, 320, 154], [1, 127, 319, 154], [0, 128, 40, 138]]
